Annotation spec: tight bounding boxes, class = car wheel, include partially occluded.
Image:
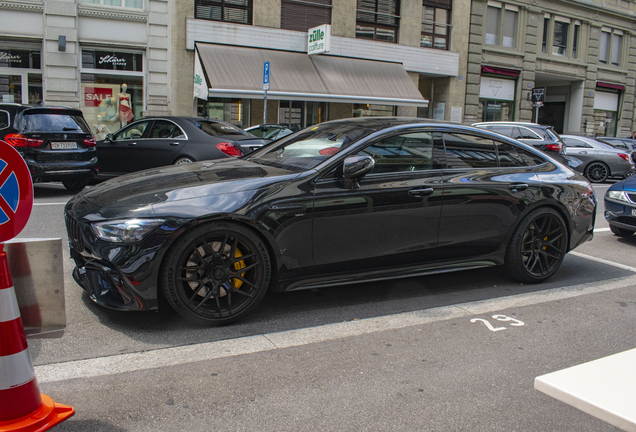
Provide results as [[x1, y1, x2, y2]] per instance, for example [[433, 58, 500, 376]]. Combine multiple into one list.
[[585, 162, 609, 183], [160, 222, 271, 326], [609, 224, 634, 237], [62, 178, 89, 191], [174, 157, 194, 165], [504, 208, 568, 283]]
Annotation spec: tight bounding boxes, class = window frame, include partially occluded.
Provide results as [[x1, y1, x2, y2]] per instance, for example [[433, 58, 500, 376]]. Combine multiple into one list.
[[600, 27, 623, 67], [541, 14, 582, 60], [421, 0, 452, 51], [80, 0, 143, 8], [194, 0, 253, 25], [485, 1, 518, 49], [280, 0, 332, 32], [356, 0, 400, 43]]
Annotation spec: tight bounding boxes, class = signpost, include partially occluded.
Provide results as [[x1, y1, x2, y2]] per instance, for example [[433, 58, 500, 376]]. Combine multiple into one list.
[[263, 61, 270, 125], [532, 87, 546, 123]]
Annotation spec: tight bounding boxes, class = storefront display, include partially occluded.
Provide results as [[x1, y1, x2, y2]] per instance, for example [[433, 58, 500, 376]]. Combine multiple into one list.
[[0, 47, 42, 104]]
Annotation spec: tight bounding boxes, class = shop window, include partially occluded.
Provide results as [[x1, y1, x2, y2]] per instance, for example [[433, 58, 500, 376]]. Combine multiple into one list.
[[281, 0, 331, 32], [480, 100, 513, 122], [542, 15, 581, 59], [81, 0, 143, 8], [421, 0, 451, 50], [600, 28, 623, 66], [485, 1, 517, 48], [356, 0, 399, 43], [195, 0, 252, 25]]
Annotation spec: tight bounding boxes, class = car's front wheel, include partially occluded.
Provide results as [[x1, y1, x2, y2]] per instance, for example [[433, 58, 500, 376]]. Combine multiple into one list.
[[609, 224, 634, 237], [585, 162, 609, 183], [160, 222, 271, 326], [504, 208, 568, 283], [62, 178, 89, 191]]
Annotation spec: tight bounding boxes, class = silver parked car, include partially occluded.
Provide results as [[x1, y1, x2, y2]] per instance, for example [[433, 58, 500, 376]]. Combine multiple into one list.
[[561, 135, 634, 183]]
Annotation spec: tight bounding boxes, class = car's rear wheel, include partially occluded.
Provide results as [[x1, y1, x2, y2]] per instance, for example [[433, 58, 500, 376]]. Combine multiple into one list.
[[160, 222, 271, 326], [174, 157, 194, 165], [609, 224, 634, 237], [585, 162, 609, 183], [505, 208, 568, 283], [62, 178, 89, 191]]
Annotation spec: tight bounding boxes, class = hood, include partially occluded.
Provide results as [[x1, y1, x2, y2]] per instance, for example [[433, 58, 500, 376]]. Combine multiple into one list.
[[79, 158, 299, 208], [612, 175, 636, 192]]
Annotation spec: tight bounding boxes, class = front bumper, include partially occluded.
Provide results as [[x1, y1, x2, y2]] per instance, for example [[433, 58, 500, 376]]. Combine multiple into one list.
[[604, 199, 636, 232]]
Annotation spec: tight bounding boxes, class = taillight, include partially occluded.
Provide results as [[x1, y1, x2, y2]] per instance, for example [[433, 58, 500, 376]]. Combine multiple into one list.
[[4, 133, 44, 148], [544, 143, 562, 152], [617, 153, 630, 162], [84, 137, 96, 147], [216, 142, 243, 157]]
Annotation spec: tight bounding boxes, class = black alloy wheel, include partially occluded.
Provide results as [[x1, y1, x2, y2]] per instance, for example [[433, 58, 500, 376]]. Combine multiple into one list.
[[161, 222, 271, 326], [62, 178, 89, 191], [609, 224, 634, 237], [505, 208, 568, 283], [585, 162, 609, 183]]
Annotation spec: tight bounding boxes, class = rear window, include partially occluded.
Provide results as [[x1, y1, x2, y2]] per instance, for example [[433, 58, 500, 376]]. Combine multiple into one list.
[[197, 121, 247, 137], [21, 112, 90, 133], [0, 110, 8, 129]]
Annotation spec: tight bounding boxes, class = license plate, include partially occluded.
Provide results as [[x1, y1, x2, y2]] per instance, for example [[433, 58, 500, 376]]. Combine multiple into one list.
[[51, 142, 77, 150]]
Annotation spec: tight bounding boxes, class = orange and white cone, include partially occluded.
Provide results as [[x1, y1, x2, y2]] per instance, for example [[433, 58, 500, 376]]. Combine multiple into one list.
[[0, 244, 74, 431]]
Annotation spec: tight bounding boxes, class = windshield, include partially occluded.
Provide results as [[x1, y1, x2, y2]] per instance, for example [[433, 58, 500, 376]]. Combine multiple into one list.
[[246, 122, 378, 171]]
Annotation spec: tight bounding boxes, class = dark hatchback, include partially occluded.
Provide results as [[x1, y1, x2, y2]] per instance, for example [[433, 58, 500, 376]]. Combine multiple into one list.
[[0, 103, 98, 191], [604, 175, 636, 237], [65, 118, 596, 326], [96, 116, 271, 180]]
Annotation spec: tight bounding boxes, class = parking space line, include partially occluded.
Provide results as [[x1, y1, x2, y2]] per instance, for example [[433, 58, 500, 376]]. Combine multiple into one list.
[[34, 273, 636, 384], [570, 251, 636, 273]]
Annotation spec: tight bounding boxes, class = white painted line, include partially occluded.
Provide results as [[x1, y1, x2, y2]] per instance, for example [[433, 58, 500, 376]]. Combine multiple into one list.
[[570, 251, 636, 273], [34, 273, 636, 384], [595, 228, 610, 232], [33, 203, 67, 206]]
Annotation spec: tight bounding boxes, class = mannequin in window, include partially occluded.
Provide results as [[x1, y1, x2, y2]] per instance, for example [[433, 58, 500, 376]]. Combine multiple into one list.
[[94, 115, 111, 141], [117, 83, 134, 126]]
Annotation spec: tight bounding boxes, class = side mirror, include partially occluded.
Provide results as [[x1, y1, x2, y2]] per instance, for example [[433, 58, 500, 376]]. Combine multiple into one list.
[[105, 133, 113, 142], [343, 155, 375, 189]]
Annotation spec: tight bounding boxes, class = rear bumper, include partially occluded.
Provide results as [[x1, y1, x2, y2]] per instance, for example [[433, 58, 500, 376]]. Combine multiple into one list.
[[26, 157, 98, 182]]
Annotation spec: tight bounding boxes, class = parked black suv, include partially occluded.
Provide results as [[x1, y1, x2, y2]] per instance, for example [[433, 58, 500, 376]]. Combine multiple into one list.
[[0, 103, 98, 191], [472, 121, 584, 173]]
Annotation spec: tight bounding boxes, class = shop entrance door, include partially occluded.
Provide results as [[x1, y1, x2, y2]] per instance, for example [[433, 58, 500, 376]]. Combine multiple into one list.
[[538, 102, 565, 133], [0, 72, 42, 104]]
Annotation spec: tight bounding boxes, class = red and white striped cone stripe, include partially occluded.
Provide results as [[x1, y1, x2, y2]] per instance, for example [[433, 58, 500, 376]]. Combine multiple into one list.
[[0, 283, 42, 421]]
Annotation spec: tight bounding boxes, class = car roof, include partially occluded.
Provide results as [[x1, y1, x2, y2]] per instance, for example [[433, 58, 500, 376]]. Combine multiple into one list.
[[472, 121, 549, 128]]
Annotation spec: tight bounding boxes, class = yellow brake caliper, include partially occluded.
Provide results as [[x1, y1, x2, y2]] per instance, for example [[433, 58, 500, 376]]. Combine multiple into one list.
[[543, 236, 548, 250], [233, 248, 246, 289]]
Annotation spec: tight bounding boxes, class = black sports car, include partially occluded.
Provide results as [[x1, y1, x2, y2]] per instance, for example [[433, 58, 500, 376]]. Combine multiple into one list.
[[95, 116, 271, 181], [65, 118, 596, 326]]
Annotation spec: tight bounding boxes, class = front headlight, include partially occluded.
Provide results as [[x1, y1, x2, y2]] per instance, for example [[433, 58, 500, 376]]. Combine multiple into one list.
[[606, 190, 630, 203], [91, 219, 165, 243]]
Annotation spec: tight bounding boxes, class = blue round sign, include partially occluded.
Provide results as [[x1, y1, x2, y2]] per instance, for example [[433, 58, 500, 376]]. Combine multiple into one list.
[[0, 140, 33, 241]]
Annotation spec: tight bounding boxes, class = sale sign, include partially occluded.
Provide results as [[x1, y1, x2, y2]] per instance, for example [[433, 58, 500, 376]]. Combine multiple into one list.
[[84, 87, 114, 107]]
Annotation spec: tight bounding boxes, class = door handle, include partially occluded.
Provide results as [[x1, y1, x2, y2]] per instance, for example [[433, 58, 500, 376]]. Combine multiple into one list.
[[579, 151, 587, 154], [169, 142, 180, 146], [269, 204, 304, 212], [128, 142, 137, 146], [508, 183, 528, 191], [408, 188, 434, 197]]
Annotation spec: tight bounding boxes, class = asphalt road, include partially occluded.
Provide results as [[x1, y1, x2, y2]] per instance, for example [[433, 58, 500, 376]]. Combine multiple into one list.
[[11, 181, 635, 431]]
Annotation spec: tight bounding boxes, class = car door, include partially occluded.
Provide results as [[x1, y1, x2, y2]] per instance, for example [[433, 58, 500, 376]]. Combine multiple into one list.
[[132, 119, 187, 170], [436, 131, 545, 260], [311, 131, 445, 274], [98, 120, 153, 174], [562, 136, 595, 166]]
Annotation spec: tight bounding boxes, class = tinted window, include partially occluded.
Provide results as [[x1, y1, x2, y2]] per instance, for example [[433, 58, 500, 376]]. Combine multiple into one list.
[[0, 111, 8, 129], [148, 120, 181, 139], [495, 142, 545, 167], [516, 127, 541, 140], [562, 137, 591, 148], [443, 133, 499, 169], [355, 132, 443, 174], [113, 120, 151, 140], [490, 125, 514, 137], [22, 112, 90, 133], [198, 121, 247, 137]]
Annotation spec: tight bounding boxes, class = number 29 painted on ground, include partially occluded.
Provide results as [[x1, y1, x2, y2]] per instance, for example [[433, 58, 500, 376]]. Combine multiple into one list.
[[470, 315, 525, 332]]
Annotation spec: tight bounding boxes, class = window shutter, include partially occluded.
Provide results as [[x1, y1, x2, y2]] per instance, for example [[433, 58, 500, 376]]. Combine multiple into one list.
[[281, 0, 332, 32]]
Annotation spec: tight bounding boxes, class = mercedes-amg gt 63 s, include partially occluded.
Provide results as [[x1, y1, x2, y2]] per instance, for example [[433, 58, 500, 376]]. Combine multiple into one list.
[[65, 118, 596, 326]]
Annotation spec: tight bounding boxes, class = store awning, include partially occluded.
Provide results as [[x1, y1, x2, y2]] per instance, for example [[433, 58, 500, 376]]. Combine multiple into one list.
[[195, 43, 428, 107]]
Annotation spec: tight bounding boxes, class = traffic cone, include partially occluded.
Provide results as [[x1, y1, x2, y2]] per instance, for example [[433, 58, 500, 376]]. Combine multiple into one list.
[[0, 244, 74, 431], [7, 243, 42, 335]]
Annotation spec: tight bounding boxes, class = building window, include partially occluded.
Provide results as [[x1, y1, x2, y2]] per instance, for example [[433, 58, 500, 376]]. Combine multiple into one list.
[[485, 1, 517, 48], [281, 0, 331, 32], [421, 0, 451, 50], [600, 28, 623, 66], [356, 0, 400, 43], [81, 0, 143, 8], [195, 0, 252, 25], [541, 15, 581, 59]]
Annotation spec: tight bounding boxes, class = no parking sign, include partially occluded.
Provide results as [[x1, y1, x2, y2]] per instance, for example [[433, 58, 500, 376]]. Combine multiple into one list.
[[0, 140, 33, 242]]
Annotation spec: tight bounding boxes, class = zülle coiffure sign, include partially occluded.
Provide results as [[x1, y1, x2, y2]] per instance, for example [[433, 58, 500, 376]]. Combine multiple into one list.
[[307, 24, 331, 55]]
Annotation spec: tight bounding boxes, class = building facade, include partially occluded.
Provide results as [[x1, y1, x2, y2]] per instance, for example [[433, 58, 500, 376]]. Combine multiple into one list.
[[169, 0, 471, 129], [465, 0, 636, 137], [0, 0, 170, 137]]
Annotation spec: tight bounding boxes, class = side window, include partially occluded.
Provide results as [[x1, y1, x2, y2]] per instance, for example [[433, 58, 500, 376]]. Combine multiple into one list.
[[443, 133, 499, 169], [0, 111, 9, 129], [113, 120, 151, 140], [148, 120, 179, 139], [517, 127, 541, 140], [562, 137, 588, 148], [355, 132, 443, 174], [495, 141, 545, 167], [491, 125, 514, 137]]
